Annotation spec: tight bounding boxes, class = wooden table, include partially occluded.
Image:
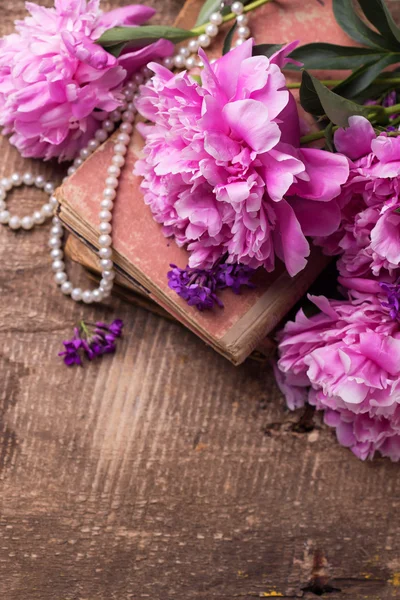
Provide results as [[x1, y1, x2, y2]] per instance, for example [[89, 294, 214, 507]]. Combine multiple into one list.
[[1, 1, 400, 598]]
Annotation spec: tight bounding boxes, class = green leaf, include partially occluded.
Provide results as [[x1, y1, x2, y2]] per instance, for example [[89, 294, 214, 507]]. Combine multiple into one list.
[[287, 42, 387, 70], [333, 0, 388, 49], [324, 121, 335, 152], [252, 43, 284, 58], [300, 70, 386, 126], [97, 25, 196, 49], [195, 0, 252, 26], [222, 22, 237, 55], [352, 69, 400, 103], [358, 0, 400, 48], [333, 53, 400, 98]]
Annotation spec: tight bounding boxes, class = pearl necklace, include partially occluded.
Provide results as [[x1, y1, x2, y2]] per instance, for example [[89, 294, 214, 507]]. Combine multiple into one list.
[[0, 1, 250, 305], [163, 1, 250, 71]]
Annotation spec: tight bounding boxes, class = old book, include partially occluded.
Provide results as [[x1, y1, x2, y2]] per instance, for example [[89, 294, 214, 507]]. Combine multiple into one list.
[[56, 0, 350, 365]]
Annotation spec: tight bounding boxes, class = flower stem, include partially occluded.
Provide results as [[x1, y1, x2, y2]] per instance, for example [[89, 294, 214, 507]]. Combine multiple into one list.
[[384, 102, 400, 115], [191, 0, 272, 35], [300, 126, 338, 145], [287, 77, 400, 90]]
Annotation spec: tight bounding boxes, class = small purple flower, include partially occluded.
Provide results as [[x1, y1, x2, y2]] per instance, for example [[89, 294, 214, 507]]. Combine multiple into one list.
[[216, 264, 256, 294], [59, 319, 124, 366], [167, 262, 256, 311], [380, 281, 400, 320], [168, 264, 223, 311]]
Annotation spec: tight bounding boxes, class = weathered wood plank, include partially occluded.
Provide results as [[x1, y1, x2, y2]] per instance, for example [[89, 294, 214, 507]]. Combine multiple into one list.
[[0, 1, 399, 599]]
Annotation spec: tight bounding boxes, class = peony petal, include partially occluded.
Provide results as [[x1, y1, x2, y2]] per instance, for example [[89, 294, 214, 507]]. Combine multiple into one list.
[[273, 199, 310, 276], [223, 99, 280, 153], [334, 116, 375, 160]]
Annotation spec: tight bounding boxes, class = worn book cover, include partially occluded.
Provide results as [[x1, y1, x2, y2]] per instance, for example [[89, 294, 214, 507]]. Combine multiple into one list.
[[57, 0, 354, 364]]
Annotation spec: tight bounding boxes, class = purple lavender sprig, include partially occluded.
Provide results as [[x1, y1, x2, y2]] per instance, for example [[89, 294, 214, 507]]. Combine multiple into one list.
[[380, 281, 400, 321], [167, 262, 256, 311], [59, 319, 124, 367]]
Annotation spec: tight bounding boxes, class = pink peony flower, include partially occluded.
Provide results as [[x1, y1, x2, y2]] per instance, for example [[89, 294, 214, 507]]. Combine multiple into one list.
[[275, 293, 400, 461], [315, 116, 400, 282], [134, 40, 349, 276], [0, 0, 173, 161]]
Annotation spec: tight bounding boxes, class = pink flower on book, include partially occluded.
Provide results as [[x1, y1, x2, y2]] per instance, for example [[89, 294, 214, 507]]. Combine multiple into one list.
[[315, 116, 400, 283], [135, 40, 349, 277], [0, 0, 173, 161], [275, 294, 400, 461]]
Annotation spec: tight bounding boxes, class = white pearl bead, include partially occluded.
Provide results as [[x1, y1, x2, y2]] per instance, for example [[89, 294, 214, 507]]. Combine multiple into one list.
[[33, 210, 45, 225], [71, 288, 83, 302], [235, 38, 245, 46], [100, 199, 114, 210], [198, 34, 211, 48], [82, 290, 93, 304], [238, 25, 250, 38], [112, 155, 125, 167], [99, 279, 114, 293], [50, 248, 63, 260], [0, 210, 10, 224], [11, 173, 22, 186], [98, 247, 112, 259], [52, 216, 61, 226], [114, 143, 127, 156], [99, 234, 112, 247], [9, 215, 21, 230], [21, 215, 34, 230], [1, 178, 12, 191], [0, 189, 6, 200], [179, 46, 190, 58], [80, 148, 91, 160], [162, 56, 174, 69], [52, 260, 65, 272], [188, 39, 199, 53], [236, 14, 248, 25], [50, 225, 63, 237], [110, 110, 122, 122], [88, 139, 100, 152], [141, 66, 152, 78], [44, 182, 55, 195], [99, 222, 112, 234], [23, 172, 34, 186], [102, 270, 115, 280], [103, 188, 116, 200], [95, 129, 108, 142], [41, 203, 54, 218], [99, 210, 112, 223], [92, 289, 104, 303], [185, 57, 197, 69], [74, 157, 83, 168], [54, 271, 67, 285], [231, 1, 244, 15], [205, 23, 219, 37], [100, 258, 113, 270], [107, 165, 121, 177], [210, 12, 223, 25], [49, 236, 62, 249], [0, 201, 6, 211], [120, 123, 133, 135], [61, 281, 73, 295], [117, 133, 130, 145], [35, 175, 45, 188], [122, 111, 135, 123], [105, 176, 118, 189], [102, 120, 114, 132], [49, 196, 58, 209], [67, 166, 76, 177]]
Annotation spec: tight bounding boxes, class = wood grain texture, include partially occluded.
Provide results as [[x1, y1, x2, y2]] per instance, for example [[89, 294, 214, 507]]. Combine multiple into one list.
[[0, 1, 400, 599]]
